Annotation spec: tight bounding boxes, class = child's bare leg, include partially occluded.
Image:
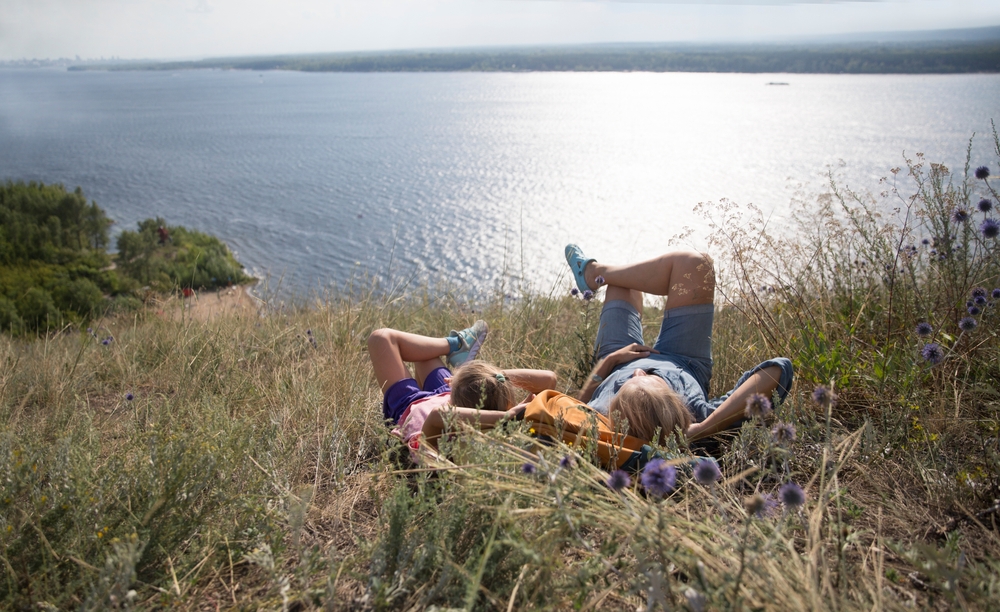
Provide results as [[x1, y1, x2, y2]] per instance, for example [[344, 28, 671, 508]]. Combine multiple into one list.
[[367, 329, 449, 391], [585, 251, 715, 309]]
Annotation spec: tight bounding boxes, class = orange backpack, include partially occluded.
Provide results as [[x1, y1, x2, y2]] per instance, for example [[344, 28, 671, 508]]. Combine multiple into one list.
[[522, 390, 653, 471]]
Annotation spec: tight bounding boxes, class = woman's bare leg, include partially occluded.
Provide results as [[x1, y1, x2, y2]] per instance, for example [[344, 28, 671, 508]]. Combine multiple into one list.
[[582, 251, 715, 309], [367, 329, 450, 391]]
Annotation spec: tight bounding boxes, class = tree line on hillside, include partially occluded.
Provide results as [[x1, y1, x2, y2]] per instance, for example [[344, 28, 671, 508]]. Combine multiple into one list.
[[0, 181, 250, 335], [72, 42, 1000, 74]]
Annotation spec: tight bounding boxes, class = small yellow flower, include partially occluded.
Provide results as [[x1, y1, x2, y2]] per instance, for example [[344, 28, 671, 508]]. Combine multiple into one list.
[[528, 427, 535, 434], [6, 525, 12, 533], [97, 531, 103, 538], [39, 496, 47, 504]]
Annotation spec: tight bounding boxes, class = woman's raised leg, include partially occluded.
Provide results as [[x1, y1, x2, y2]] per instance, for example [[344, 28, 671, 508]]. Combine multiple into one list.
[[579, 250, 715, 309]]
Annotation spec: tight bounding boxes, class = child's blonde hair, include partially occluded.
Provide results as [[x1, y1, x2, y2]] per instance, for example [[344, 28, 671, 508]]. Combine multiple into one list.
[[609, 377, 691, 444], [449, 361, 518, 412]]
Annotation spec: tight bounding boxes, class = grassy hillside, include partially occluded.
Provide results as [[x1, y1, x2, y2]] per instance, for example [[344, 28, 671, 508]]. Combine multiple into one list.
[[3, 129, 1000, 609]]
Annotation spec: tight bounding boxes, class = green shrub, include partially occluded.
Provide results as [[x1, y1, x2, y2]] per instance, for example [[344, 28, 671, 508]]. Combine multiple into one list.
[[115, 217, 251, 292], [16, 287, 61, 330]]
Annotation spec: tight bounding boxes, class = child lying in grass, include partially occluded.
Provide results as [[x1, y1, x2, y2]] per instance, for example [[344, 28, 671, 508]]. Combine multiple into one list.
[[565, 244, 794, 443], [367, 321, 557, 458]]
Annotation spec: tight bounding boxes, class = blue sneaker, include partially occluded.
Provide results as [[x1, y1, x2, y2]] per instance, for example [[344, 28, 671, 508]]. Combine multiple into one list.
[[446, 320, 489, 369], [565, 244, 596, 293]]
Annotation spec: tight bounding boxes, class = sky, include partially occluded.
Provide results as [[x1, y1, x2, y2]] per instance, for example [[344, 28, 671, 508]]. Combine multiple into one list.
[[2, 0, 1000, 61]]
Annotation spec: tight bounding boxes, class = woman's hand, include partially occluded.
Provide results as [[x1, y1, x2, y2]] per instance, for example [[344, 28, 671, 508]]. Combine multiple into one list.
[[607, 343, 658, 368], [505, 394, 534, 420]]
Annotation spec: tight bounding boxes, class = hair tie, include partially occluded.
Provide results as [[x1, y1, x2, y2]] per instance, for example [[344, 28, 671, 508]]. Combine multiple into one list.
[[495, 373, 506, 384]]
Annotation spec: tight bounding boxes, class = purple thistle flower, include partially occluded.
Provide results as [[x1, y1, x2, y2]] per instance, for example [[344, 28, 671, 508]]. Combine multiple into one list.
[[812, 385, 836, 408], [969, 306, 982, 315], [967, 300, 976, 308], [959, 317, 978, 332], [594, 275, 606, 286], [559, 455, 576, 469], [972, 287, 987, 298], [582, 290, 594, 301], [306, 329, 312, 336], [921, 342, 944, 365], [744, 393, 772, 419], [101, 338, 111, 346], [746, 493, 780, 518], [640, 459, 677, 497], [771, 422, 797, 445], [780, 482, 806, 509], [693, 459, 721, 486], [521, 462, 537, 475], [570, 288, 579, 296], [980, 218, 1000, 239], [992, 289, 1000, 300], [952, 208, 970, 223], [606, 469, 631, 491], [125, 393, 134, 402], [975, 166, 990, 180], [915, 322, 933, 337], [979, 198, 993, 213], [921, 238, 930, 245], [976, 295, 988, 306]]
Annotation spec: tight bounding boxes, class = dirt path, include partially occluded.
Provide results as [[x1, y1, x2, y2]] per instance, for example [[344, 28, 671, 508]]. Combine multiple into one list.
[[153, 285, 263, 322]]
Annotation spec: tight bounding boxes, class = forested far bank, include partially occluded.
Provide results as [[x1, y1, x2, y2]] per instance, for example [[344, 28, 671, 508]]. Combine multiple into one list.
[[69, 41, 1000, 74]]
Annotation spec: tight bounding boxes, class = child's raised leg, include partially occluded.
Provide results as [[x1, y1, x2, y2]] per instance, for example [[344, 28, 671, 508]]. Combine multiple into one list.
[[367, 328, 451, 392]]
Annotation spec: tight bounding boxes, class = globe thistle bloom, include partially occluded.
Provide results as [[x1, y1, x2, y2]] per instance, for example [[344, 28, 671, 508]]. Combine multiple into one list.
[[921, 342, 944, 365], [693, 459, 721, 486], [521, 462, 537, 475], [559, 455, 576, 469], [780, 482, 806, 509], [952, 208, 970, 223], [745, 493, 780, 518], [959, 317, 978, 332], [915, 322, 933, 337], [606, 469, 631, 491], [771, 422, 797, 445], [975, 165, 991, 180], [972, 287, 987, 298], [979, 198, 993, 213], [812, 385, 836, 408], [570, 288, 579, 296], [980, 218, 1000, 239], [640, 458, 677, 497], [594, 275, 606, 286], [976, 295, 988, 306], [125, 393, 134, 402], [744, 393, 772, 419], [921, 238, 930, 246], [969, 306, 982, 315], [582, 290, 594, 301], [101, 338, 111, 346], [992, 288, 1000, 300], [967, 300, 975, 308]]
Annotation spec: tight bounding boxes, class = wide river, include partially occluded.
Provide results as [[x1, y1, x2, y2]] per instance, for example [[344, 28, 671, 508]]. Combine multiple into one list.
[[2, 69, 998, 297]]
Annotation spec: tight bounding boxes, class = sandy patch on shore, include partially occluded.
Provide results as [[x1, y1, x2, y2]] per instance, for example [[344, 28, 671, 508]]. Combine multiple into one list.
[[153, 285, 263, 322]]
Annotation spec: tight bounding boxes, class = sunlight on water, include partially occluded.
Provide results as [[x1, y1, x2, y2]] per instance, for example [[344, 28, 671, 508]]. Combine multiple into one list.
[[1, 69, 998, 297]]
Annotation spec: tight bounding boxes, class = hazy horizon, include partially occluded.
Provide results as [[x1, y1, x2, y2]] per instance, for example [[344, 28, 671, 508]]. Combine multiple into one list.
[[3, 0, 1000, 63]]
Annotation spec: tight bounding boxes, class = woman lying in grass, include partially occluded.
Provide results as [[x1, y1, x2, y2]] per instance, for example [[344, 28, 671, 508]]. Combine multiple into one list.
[[367, 321, 557, 458], [565, 244, 794, 443]]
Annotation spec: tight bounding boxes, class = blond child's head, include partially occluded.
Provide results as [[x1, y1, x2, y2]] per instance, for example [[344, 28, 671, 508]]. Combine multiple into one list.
[[609, 375, 691, 444], [449, 361, 519, 412]]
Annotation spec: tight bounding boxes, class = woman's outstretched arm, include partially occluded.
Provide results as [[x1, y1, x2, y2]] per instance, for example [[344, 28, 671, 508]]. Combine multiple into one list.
[[686, 365, 783, 442]]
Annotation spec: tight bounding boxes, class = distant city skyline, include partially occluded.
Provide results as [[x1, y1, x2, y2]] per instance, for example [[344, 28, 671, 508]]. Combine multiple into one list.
[[2, 0, 999, 62]]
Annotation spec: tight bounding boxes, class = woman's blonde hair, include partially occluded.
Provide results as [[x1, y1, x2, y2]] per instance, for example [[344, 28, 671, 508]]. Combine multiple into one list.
[[449, 361, 518, 412], [609, 377, 691, 444]]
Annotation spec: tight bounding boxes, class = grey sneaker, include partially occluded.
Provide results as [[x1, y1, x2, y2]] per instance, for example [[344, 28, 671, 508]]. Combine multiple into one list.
[[446, 320, 489, 369]]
